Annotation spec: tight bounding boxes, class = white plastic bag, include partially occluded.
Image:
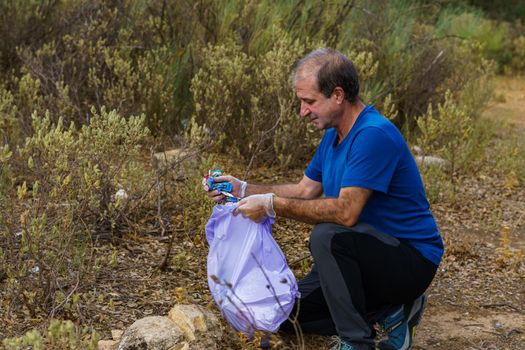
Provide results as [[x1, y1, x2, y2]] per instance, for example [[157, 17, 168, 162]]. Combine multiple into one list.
[[206, 203, 298, 334]]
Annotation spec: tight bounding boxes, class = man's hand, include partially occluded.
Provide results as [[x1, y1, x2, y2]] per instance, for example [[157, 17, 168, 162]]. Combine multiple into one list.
[[234, 193, 275, 223], [202, 174, 247, 203]]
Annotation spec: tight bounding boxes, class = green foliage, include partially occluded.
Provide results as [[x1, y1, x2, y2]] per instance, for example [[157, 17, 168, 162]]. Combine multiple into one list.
[[177, 155, 217, 243], [0, 0, 501, 144], [417, 91, 472, 160], [190, 33, 317, 167], [436, 9, 508, 55], [2, 319, 99, 350], [1, 108, 152, 319], [0, 144, 13, 203], [416, 91, 478, 200], [464, 0, 525, 22], [510, 36, 525, 72], [0, 0, 65, 72]]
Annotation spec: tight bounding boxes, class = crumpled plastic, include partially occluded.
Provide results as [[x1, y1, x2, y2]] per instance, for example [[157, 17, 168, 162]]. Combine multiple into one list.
[[205, 203, 298, 334]]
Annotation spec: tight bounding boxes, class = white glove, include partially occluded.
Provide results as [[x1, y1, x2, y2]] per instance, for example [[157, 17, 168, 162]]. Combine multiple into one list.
[[202, 174, 247, 203], [234, 193, 276, 223]]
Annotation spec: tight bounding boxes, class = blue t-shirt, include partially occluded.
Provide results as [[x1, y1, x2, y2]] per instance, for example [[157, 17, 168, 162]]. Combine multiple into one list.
[[305, 105, 444, 266]]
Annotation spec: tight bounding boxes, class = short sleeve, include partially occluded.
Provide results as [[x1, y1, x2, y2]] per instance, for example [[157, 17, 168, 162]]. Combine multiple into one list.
[[342, 127, 400, 193], [305, 132, 331, 182], [305, 144, 323, 182]]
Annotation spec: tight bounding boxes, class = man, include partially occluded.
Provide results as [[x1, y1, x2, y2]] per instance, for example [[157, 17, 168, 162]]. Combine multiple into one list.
[[205, 48, 443, 350]]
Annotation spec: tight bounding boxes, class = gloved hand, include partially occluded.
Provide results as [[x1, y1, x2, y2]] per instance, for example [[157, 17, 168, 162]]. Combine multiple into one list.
[[234, 193, 276, 223], [202, 174, 247, 203]]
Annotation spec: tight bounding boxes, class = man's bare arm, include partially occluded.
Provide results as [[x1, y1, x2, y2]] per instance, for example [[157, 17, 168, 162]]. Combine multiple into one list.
[[273, 187, 372, 227], [246, 175, 323, 200]]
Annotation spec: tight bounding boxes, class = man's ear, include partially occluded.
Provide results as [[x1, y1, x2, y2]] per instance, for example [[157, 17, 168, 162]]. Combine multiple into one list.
[[333, 87, 345, 104]]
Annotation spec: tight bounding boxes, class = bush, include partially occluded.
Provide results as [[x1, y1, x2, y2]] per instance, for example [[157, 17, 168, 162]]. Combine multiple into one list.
[[1, 108, 152, 321], [2, 319, 99, 350], [189, 33, 317, 168], [510, 36, 525, 72], [416, 90, 493, 200]]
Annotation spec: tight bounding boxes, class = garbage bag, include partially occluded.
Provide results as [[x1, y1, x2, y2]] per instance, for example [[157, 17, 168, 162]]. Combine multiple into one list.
[[206, 203, 299, 334]]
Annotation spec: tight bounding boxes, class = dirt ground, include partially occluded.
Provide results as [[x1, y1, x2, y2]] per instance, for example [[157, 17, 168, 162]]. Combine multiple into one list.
[[407, 75, 525, 350]]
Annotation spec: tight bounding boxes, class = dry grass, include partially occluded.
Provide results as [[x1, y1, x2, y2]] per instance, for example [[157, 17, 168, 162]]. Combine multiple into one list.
[[483, 75, 525, 129]]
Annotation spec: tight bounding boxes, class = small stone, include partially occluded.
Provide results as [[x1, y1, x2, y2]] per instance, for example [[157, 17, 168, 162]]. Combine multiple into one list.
[[494, 321, 503, 329], [111, 329, 124, 341], [98, 339, 118, 350], [115, 189, 128, 200]]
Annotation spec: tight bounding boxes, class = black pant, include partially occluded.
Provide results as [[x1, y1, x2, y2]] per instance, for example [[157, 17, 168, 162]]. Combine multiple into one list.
[[281, 222, 438, 345]]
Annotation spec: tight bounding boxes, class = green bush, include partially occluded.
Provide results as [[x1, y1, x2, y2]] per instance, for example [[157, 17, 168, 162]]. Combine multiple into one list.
[[1, 108, 152, 320], [0, 0, 499, 148], [189, 33, 317, 168], [2, 319, 99, 350], [510, 36, 525, 72]]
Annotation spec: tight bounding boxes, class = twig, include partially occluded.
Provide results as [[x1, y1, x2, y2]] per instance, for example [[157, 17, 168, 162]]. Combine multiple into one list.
[[250, 253, 304, 350], [289, 254, 310, 267], [49, 273, 80, 319], [481, 303, 523, 314], [243, 114, 283, 180], [156, 161, 167, 237], [158, 228, 184, 271], [126, 143, 211, 216], [209, 275, 257, 332]]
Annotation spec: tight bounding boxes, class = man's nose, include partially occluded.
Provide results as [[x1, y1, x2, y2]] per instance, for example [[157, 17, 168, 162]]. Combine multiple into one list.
[[300, 102, 310, 118]]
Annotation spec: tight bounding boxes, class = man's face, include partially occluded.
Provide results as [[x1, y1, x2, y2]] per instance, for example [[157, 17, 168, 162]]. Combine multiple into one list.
[[295, 75, 342, 130]]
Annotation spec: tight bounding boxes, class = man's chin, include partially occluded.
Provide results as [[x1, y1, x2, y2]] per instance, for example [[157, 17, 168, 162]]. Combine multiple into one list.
[[313, 121, 325, 130]]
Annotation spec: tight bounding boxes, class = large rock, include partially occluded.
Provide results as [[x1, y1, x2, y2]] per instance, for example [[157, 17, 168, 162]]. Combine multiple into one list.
[[117, 305, 222, 350], [117, 316, 185, 350], [168, 304, 222, 349]]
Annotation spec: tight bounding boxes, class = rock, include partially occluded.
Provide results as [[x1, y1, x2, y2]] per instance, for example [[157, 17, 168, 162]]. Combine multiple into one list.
[[118, 305, 222, 350], [117, 316, 184, 350], [168, 304, 222, 350], [415, 155, 449, 168], [412, 145, 423, 155], [168, 306, 202, 341], [98, 339, 118, 350], [111, 329, 124, 342]]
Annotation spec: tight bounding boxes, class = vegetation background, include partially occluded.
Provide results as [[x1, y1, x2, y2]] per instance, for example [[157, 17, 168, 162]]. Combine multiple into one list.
[[0, 0, 524, 349]]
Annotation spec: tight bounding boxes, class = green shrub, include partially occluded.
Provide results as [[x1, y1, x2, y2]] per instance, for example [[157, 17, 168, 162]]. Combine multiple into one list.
[[2, 319, 99, 350], [436, 9, 508, 54], [1, 107, 152, 320], [416, 91, 472, 199], [0, 0, 498, 147], [18, 7, 180, 133], [510, 36, 525, 72], [189, 33, 317, 168]]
